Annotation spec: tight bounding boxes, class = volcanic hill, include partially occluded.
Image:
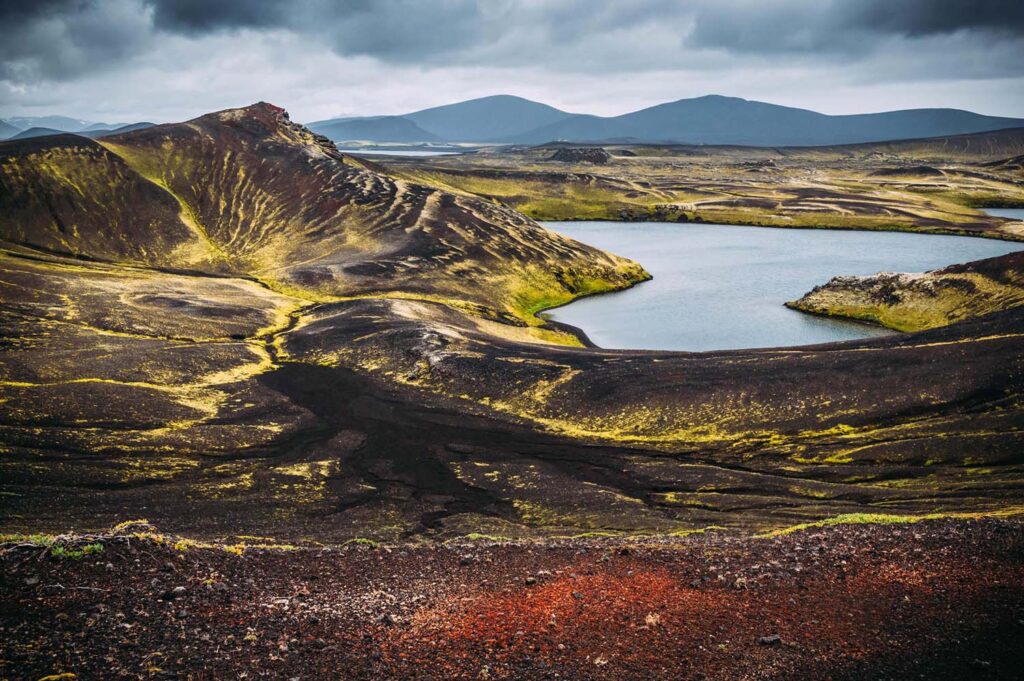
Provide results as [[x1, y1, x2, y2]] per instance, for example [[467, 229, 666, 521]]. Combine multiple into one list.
[[1, 103, 1023, 544]]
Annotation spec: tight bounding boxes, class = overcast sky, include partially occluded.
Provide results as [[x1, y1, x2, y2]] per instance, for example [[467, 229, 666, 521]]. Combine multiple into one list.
[[1, 0, 1023, 124]]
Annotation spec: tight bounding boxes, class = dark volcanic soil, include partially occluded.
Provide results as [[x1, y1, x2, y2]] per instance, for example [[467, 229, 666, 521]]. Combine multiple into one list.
[[2, 519, 1022, 680], [3, 102, 1024, 680]]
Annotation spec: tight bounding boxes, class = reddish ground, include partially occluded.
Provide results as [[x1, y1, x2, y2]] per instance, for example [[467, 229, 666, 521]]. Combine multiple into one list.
[[1, 519, 1022, 680]]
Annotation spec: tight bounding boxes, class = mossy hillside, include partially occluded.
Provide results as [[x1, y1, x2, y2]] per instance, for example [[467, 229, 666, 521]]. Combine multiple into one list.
[[507, 261, 651, 321], [4, 105, 1024, 541], [387, 167, 653, 221], [0, 138, 217, 267], [94, 106, 651, 330], [375, 139, 1024, 240], [788, 255, 1024, 332]]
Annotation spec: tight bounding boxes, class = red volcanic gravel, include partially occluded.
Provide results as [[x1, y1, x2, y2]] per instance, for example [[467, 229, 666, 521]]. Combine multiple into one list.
[[1, 519, 1022, 680]]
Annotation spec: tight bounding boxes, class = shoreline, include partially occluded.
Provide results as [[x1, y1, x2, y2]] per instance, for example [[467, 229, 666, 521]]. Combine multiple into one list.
[[533, 218, 1022, 349], [533, 211, 1024, 242]]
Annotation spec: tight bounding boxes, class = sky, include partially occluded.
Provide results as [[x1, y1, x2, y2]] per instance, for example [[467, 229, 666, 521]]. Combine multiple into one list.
[[1, 0, 1023, 124]]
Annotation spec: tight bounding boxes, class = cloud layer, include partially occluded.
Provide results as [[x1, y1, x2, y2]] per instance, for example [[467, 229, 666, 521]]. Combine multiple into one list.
[[1, 0, 1022, 122]]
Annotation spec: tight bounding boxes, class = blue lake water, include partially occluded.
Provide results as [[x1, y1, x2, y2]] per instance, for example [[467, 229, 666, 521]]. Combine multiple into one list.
[[337, 149, 460, 157], [542, 221, 1024, 351], [985, 208, 1024, 220]]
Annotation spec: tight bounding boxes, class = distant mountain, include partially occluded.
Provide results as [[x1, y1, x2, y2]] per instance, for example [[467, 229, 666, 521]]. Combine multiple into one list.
[[3, 121, 156, 142], [507, 95, 1024, 146], [307, 115, 440, 143], [404, 95, 574, 142], [82, 121, 130, 132], [306, 94, 1024, 147], [10, 127, 68, 140], [3, 115, 94, 132], [307, 95, 573, 144], [0, 120, 20, 139], [87, 122, 157, 138]]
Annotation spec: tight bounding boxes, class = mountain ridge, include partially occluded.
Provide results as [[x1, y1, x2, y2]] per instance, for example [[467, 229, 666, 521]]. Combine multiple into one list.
[[0, 101, 645, 320], [405, 94, 574, 142], [307, 93, 1024, 146]]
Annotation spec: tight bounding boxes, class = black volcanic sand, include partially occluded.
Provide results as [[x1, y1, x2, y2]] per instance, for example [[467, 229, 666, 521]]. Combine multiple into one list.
[[2, 101, 1024, 681], [2, 293, 1023, 541], [0, 101, 1021, 542], [2, 519, 1022, 680]]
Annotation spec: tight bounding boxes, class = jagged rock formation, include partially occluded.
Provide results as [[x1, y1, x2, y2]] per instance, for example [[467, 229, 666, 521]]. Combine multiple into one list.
[[787, 251, 1024, 331]]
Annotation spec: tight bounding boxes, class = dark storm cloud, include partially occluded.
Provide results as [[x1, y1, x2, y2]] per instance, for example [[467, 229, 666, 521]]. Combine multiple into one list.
[[2, 0, 1023, 123], [147, 0, 286, 32], [147, 0, 498, 63], [142, 0, 1024, 61], [852, 0, 1024, 36], [688, 0, 1024, 55], [0, 0, 152, 81], [3, 0, 1023, 83]]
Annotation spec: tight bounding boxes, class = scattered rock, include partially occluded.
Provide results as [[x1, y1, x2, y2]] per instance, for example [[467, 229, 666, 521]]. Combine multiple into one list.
[[548, 147, 612, 164], [159, 586, 187, 601], [759, 634, 782, 646]]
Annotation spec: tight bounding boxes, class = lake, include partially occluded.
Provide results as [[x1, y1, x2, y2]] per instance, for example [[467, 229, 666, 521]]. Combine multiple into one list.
[[985, 208, 1024, 220], [542, 221, 1024, 351], [336, 149, 460, 157]]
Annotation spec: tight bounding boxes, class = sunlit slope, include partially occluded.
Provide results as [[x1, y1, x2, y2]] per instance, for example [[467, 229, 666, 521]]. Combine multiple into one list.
[[1, 103, 646, 321], [97, 103, 647, 317], [0, 134, 224, 270], [788, 251, 1024, 332]]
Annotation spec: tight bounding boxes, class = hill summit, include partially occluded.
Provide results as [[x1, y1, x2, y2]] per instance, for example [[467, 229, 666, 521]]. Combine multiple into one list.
[[0, 101, 645, 320]]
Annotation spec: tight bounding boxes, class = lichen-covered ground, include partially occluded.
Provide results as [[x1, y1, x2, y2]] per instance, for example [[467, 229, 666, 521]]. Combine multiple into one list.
[[2, 105, 1024, 679], [380, 130, 1024, 238], [2, 518, 1022, 679], [2, 104, 1023, 542], [787, 250, 1024, 331]]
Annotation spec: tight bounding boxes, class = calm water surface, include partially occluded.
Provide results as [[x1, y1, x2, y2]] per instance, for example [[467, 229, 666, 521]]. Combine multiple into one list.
[[542, 221, 1023, 351], [985, 208, 1024, 220], [336, 149, 460, 157]]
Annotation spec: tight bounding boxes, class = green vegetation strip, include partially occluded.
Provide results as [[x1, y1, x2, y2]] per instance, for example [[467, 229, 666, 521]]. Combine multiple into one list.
[[760, 507, 1024, 538]]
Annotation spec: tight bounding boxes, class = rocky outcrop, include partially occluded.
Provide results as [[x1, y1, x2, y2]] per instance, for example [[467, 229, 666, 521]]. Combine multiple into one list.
[[548, 146, 612, 164], [786, 251, 1024, 331], [869, 165, 944, 177]]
